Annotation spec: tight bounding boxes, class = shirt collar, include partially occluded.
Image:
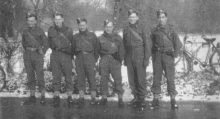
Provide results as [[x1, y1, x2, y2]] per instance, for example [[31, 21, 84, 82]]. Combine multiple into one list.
[[129, 21, 139, 28], [55, 24, 66, 32], [28, 25, 37, 31], [157, 23, 168, 30], [79, 29, 89, 35], [103, 31, 113, 38]]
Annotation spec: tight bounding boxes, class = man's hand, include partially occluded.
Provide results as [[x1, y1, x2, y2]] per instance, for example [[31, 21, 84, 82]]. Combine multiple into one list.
[[123, 60, 127, 66]]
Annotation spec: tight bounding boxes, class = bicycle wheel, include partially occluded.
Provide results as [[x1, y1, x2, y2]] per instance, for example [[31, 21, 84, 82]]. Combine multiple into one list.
[[0, 66, 6, 91], [175, 50, 193, 76], [210, 50, 220, 75]]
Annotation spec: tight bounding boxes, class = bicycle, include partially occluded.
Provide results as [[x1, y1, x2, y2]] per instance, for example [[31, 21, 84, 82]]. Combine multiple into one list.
[[175, 34, 220, 76]]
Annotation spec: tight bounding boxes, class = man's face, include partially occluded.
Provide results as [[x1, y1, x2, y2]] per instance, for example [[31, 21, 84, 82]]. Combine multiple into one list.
[[104, 22, 114, 34], [27, 17, 37, 28], [158, 13, 167, 26], [54, 15, 64, 28], [78, 21, 87, 32], [128, 13, 139, 24]]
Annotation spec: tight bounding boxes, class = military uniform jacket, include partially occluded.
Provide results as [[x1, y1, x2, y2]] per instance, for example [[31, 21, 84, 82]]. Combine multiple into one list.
[[150, 24, 182, 57], [22, 26, 48, 53], [123, 22, 151, 62], [72, 30, 99, 61], [99, 32, 124, 61], [48, 25, 73, 55]]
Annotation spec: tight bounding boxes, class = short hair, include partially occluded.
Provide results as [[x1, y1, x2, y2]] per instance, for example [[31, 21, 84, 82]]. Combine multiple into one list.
[[104, 19, 113, 26], [128, 9, 138, 16], [26, 12, 37, 20], [76, 18, 87, 24], [156, 9, 167, 17]]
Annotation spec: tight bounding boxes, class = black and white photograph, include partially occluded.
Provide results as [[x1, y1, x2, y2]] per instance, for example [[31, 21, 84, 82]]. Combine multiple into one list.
[[0, 0, 220, 119]]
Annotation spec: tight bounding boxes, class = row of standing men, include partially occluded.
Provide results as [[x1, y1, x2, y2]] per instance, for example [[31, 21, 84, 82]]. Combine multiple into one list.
[[22, 9, 182, 110]]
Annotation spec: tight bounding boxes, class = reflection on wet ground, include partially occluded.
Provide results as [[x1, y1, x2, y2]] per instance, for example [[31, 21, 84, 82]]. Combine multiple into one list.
[[0, 97, 219, 119]]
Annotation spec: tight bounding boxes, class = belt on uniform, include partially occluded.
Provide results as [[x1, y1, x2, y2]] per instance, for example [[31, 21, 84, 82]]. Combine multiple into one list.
[[101, 54, 112, 57], [77, 51, 92, 55], [102, 53, 121, 63], [52, 48, 67, 52], [153, 47, 175, 57], [26, 47, 37, 51], [75, 51, 93, 56], [153, 47, 174, 53], [52, 48, 72, 56], [52, 48, 59, 51], [82, 51, 91, 54]]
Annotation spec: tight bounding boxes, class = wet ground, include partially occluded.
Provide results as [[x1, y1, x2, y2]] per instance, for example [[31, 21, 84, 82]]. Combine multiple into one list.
[[0, 97, 219, 119]]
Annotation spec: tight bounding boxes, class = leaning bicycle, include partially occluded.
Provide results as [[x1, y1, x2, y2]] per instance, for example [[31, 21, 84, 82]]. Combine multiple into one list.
[[175, 35, 220, 76]]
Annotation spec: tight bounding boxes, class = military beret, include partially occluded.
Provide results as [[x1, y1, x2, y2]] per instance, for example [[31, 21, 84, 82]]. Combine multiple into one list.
[[76, 18, 87, 24], [53, 12, 64, 18], [156, 9, 167, 17], [128, 9, 138, 16], [26, 12, 37, 19], [104, 19, 113, 27]]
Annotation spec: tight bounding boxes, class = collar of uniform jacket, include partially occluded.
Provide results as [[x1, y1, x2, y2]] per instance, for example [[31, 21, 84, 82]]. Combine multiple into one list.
[[79, 29, 89, 35], [129, 21, 139, 29], [103, 32, 118, 42], [28, 25, 37, 31], [103, 31, 113, 38], [54, 24, 67, 32], [157, 24, 169, 30]]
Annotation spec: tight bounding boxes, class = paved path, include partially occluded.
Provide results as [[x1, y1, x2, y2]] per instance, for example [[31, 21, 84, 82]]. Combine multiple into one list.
[[0, 97, 220, 119]]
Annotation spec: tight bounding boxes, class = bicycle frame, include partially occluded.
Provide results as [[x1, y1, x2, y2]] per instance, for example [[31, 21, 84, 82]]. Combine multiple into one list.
[[183, 39, 214, 67], [211, 42, 220, 55]]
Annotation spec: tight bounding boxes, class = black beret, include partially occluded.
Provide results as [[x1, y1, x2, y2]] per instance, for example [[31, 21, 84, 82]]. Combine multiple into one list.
[[128, 9, 138, 16], [76, 18, 87, 24], [156, 9, 167, 17], [104, 19, 113, 26], [26, 12, 37, 19]]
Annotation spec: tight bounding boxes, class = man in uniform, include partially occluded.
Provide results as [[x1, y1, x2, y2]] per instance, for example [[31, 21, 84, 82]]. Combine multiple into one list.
[[150, 10, 182, 110], [97, 20, 124, 107], [48, 13, 74, 107], [22, 12, 48, 105], [72, 18, 99, 105], [123, 10, 151, 108]]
